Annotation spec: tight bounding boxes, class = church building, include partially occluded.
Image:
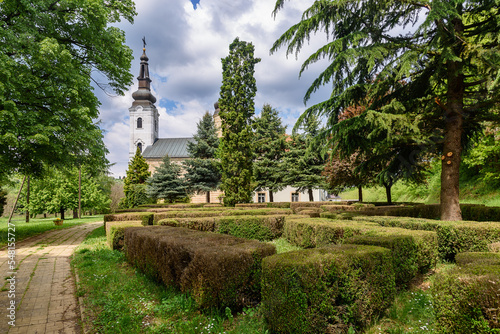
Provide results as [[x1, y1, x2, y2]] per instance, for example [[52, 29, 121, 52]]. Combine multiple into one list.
[[128, 46, 327, 203]]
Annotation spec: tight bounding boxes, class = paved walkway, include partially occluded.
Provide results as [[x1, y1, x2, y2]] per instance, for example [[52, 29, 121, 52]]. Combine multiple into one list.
[[0, 221, 102, 334]]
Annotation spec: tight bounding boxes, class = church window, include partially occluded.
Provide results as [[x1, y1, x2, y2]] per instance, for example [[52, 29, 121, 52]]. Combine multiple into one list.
[[137, 117, 143, 129], [257, 193, 266, 203], [291, 193, 299, 202], [137, 142, 142, 153]]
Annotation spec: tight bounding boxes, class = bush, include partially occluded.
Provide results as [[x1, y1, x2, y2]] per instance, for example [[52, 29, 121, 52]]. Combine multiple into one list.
[[347, 228, 438, 288], [124, 226, 276, 310], [216, 215, 285, 241], [156, 217, 217, 231], [283, 218, 378, 248], [354, 216, 442, 231], [290, 201, 332, 213], [103, 212, 154, 227], [153, 208, 291, 224], [433, 252, 500, 332], [261, 244, 396, 333], [105, 221, 143, 250]]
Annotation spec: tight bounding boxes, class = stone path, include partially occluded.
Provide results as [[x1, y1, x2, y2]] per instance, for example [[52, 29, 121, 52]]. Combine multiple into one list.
[[0, 222, 102, 334]]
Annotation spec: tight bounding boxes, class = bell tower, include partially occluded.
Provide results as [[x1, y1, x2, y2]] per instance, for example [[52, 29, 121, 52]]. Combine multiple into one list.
[[129, 39, 159, 160]]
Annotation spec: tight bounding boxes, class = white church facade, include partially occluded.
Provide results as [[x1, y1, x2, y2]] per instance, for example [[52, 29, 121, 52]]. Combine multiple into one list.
[[128, 46, 328, 203]]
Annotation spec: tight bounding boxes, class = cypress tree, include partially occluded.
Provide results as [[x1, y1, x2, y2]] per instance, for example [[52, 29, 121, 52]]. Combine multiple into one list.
[[183, 112, 221, 203], [252, 104, 287, 202], [147, 155, 186, 203], [121, 147, 151, 208], [218, 37, 261, 206]]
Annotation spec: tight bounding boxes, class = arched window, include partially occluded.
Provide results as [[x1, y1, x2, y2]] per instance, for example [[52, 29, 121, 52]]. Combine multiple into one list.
[[137, 142, 142, 153], [137, 117, 143, 129]]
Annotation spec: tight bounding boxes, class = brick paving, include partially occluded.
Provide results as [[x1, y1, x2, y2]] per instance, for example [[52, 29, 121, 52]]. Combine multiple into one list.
[[0, 221, 102, 334]]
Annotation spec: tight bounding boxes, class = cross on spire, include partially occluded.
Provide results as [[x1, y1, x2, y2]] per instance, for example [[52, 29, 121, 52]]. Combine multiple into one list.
[[142, 36, 147, 49]]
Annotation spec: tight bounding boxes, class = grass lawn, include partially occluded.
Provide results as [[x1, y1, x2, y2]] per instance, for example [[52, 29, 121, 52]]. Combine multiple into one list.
[[0, 215, 104, 248]]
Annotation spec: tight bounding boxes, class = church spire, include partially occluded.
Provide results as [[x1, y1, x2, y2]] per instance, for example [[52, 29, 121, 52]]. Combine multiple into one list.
[[132, 37, 156, 106]]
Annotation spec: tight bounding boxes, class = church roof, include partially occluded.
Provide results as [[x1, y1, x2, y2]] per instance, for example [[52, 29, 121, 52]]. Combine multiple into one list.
[[142, 138, 194, 159]]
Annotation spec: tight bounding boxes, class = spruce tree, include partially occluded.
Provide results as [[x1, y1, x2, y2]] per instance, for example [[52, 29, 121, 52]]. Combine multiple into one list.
[[283, 116, 327, 201], [147, 155, 186, 203], [272, 0, 500, 220], [218, 38, 261, 206], [252, 104, 287, 202], [121, 147, 151, 208], [183, 112, 221, 203]]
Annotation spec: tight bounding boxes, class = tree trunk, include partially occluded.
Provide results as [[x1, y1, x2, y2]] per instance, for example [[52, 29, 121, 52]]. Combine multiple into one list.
[[25, 176, 30, 223], [269, 190, 274, 203], [308, 188, 314, 202], [44, 213, 47, 218], [60, 208, 65, 220], [78, 167, 82, 219], [73, 210, 78, 219], [384, 182, 392, 204], [8, 175, 26, 223], [440, 18, 464, 221], [358, 185, 363, 203], [206, 191, 210, 203]]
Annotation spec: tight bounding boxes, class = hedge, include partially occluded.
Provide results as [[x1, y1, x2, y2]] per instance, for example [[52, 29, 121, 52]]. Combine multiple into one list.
[[290, 201, 332, 213], [124, 226, 276, 310], [156, 217, 216, 231], [353, 216, 442, 231], [103, 212, 154, 227], [283, 218, 378, 248], [235, 202, 290, 209], [347, 228, 438, 288], [261, 244, 396, 333], [105, 221, 143, 250], [152, 208, 291, 224], [433, 252, 500, 332], [138, 203, 205, 208]]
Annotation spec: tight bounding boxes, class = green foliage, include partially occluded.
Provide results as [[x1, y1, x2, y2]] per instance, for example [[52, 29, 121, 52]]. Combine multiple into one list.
[[252, 104, 287, 200], [105, 221, 143, 250], [147, 155, 187, 203], [103, 212, 154, 227], [282, 115, 327, 201], [218, 38, 261, 206], [261, 244, 396, 333], [183, 112, 221, 198], [124, 147, 151, 192], [0, 185, 6, 217], [118, 183, 152, 209], [0, 0, 135, 178]]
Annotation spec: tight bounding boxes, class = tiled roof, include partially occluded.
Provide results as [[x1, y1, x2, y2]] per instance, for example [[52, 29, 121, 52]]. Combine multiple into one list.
[[142, 138, 194, 158]]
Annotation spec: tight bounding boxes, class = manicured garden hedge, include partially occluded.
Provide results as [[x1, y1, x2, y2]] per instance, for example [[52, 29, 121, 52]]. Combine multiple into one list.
[[261, 244, 396, 333], [103, 212, 154, 227], [124, 226, 276, 310], [105, 221, 143, 250], [152, 208, 291, 224], [290, 201, 332, 213], [347, 227, 438, 288], [283, 218, 378, 248], [433, 252, 500, 332]]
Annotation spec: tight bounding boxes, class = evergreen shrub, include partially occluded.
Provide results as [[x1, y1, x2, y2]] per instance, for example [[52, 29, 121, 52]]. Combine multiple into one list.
[[105, 221, 143, 250], [103, 212, 154, 227], [153, 208, 291, 224], [156, 217, 216, 232], [261, 244, 396, 334], [290, 201, 331, 213], [124, 226, 276, 310], [433, 252, 500, 332], [216, 215, 285, 241]]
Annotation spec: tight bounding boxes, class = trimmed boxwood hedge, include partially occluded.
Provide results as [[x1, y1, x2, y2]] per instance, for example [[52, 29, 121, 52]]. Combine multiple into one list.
[[157, 217, 216, 231], [103, 212, 154, 227], [347, 228, 438, 288], [433, 252, 500, 332], [290, 201, 332, 213], [124, 226, 276, 310], [283, 218, 379, 248], [152, 208, 291, 224], [261, 244, 396, 334], [105, 221, 143, 250]]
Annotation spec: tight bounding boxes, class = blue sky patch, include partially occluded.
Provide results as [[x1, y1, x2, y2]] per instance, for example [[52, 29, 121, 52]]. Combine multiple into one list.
[[190, 0, 200, 9], [160, 98, 181, 112]]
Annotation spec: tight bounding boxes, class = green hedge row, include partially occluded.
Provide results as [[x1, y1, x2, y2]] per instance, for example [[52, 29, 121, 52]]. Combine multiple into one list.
[[235, 202, 291, 209], [103, 212, 154, 227], [152, 208, 291, 224], [290, 201, 332, 213], [105, 221, 143, 250], [157, 215, 286, 241], [261, 244, 396, 333], [124, 226, 276, 310], [138, 203, 205, 208], [433, 252, 500, 332]]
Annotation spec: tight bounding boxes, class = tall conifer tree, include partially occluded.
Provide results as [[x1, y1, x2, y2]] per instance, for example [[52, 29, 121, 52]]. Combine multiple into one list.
[[183, 112, 221, 203], [218, 38, 261, 206], [121, 147, 151, 208], [252, 104, 287, 202], [147, 155, 186, 203], [272, 0, 500, 220]]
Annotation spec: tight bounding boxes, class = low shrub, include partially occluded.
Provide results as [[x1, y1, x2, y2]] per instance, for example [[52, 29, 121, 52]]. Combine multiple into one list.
[[124, 226, 276, 310], [103, 212, 154, 227], [321, 205, 357, 212], [261, 244, 396, 333], [290, 201, 332, 213], [105, 221, 143, 250], [354, 216, 441, 231], [266, 202, 291, 209], [216, 215, 285, 241], [283, 218, 378, 248], [156, 217, 216, 231], [153, 208, 291, 224], [236, 203, 267, 208], [347, 228, 438, 288], [320, 212, 363, 220], [433, 252, 500, 332]]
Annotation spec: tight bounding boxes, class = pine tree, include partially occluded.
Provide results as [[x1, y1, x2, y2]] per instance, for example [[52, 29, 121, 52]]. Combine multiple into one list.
[[218, 38, 261, 206], [183, 112, 221, 203], [121, 147, 151, 208], [147, 155, 187, 203], [252, 104, 287, 202], [283, 116, 327, 201], [272, 0, 500, 220]]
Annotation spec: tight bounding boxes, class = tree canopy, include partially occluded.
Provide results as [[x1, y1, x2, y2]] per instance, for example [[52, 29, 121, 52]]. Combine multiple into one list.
[[218, 37, 261, 206], [0, 0, 136, 178], [272, 0, 500, 220], [147, 155, 187, 203]]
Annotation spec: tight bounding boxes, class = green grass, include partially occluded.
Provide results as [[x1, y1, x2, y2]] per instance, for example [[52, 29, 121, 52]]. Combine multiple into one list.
[[0, 215, 103, 248], [71, 226, 269, 334], [268, 237, 302, 254]]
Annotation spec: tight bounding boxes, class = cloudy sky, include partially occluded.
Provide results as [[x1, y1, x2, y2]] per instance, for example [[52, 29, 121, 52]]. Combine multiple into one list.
[[97, 0, 332, 177]]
